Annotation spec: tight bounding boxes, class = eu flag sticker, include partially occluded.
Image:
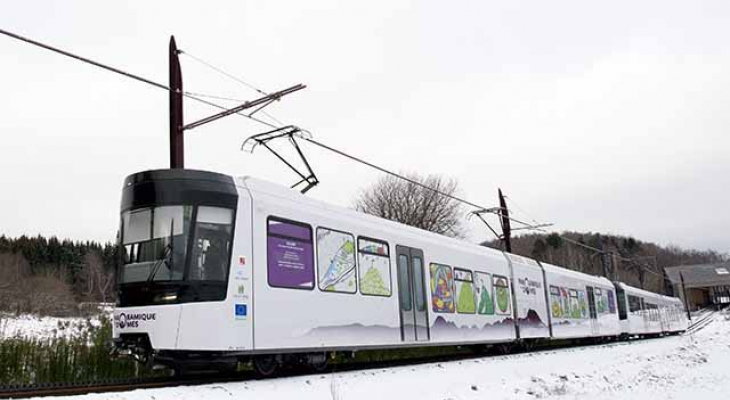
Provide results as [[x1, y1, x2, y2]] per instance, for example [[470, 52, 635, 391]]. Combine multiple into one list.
[[235, 304, 247, 320]]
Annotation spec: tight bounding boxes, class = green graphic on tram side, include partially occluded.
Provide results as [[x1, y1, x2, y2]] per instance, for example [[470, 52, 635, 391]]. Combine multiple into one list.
[[579, 292, 588, 318], [475, 273, 494, 315], [571, 302, 582, 318], [360, 267, 389, 296], [478, 287, 494, 315], [456, 281, 476, 313], [551, 297, 562, 318], [496, 285, 510, 314]]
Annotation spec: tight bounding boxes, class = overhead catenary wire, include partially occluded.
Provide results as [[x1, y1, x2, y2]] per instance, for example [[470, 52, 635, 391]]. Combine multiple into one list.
[[301, 136, 496, 212], [1, 27, 664, 279], [178, 50, 286, 127], [501, 196, 663, 277], [0, 27, 279, 129], [178, 49, 269, 96]]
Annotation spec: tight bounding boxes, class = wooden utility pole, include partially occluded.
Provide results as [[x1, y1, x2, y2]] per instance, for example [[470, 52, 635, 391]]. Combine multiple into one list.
[[169, 36, 184, 169]]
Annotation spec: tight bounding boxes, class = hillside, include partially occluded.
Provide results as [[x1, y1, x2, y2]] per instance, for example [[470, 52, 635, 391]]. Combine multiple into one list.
[[482, 232, 727, 294]]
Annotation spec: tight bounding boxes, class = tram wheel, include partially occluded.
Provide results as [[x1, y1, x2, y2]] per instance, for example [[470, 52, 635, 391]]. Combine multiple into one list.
[[307, 352, 329, 372], [253, 355, 279, 377]]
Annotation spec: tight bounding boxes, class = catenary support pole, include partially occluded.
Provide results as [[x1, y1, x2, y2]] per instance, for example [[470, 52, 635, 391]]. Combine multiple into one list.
[[680, 271, 692, 321], [498, 189, 512, 253], [169, 36, 184, 169]]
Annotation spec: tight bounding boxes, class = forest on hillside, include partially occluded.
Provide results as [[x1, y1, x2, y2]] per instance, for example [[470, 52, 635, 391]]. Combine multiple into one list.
[[0, 235, 116, 317], [483, 232, 728, 294], [0, 231, 727, 317]]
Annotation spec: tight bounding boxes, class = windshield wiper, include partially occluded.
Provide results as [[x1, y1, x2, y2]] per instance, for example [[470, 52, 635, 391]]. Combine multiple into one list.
[[147, 219, 175, 283], [146, 244, 172, 283]]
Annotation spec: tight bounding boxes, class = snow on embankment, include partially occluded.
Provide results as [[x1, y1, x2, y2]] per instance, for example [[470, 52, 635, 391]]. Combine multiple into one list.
[[0, 313, 102, 340], [37, 310, 730, 400]]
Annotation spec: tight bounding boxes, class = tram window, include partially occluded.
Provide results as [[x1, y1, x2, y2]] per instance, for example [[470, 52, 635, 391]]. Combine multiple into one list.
[[616, 287, 628, 320], [267, 217, 315, 290], [316, 228, 356, 294], [493, 275, 511, 315], [559, 287, 571, 318], [120, 206, 192, 283], [398, 255, 412, 311], [550, 286, 563, 318], [357, 237, 392, 297], [413, 257, 426, 312], [454, 268, 476, 314], [430, 263, 455, 313], [628, 295, 642, 313], [189, 207, 234, 282], [569, 289, 580, 319], [594, 288, 607, 314], [607, 290, 617, 314], [474, 272, 494, 315]]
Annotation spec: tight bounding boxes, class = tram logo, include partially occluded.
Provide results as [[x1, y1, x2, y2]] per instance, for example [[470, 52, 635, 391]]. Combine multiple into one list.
[[114, 312, 156, 329]]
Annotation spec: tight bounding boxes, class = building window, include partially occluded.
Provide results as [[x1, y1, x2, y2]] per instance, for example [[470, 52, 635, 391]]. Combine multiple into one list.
[[357, 237, 391, 296], [266, 217, 315, 290], [430, 263, 455, 313], [454, 268, 476, 314], [316, 228, 356, 293]]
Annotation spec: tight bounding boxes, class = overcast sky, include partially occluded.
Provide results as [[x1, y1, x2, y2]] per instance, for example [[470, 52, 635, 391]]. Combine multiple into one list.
[[0, 1, 728, 255]]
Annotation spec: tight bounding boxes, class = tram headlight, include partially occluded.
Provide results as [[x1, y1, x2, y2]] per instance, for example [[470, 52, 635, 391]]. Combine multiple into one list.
[[154, 292, 178, 303]]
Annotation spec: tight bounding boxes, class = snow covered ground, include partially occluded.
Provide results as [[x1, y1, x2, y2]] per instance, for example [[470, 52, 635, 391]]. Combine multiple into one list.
[[33, 309, 730, 400], [0, 312, 103, 340]]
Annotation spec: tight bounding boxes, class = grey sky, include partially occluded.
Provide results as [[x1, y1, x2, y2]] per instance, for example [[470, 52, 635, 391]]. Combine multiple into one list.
[[0, 1, 728, 255]]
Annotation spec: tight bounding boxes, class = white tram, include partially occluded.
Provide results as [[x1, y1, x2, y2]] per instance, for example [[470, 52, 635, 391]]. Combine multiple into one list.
[[112, 169, 688, 373]]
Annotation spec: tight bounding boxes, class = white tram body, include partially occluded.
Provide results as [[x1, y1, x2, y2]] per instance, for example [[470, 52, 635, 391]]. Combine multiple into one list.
[[542, 263, 621, 339], [112, 170, 688, 369]]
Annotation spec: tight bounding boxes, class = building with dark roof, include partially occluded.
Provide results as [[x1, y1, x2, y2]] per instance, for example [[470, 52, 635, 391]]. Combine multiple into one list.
[[664, 261, 730, 310]]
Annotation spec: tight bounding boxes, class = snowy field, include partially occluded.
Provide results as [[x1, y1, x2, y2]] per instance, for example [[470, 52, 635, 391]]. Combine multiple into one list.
[[0, 309, 109, 340], [33, 309, 730, 400]]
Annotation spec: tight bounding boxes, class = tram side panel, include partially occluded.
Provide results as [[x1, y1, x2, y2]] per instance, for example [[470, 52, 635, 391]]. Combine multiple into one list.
[[542, 263, 620, 339], [249, 186, 402, 352], [504, 254, 550, 339], [425, 247, 518, 344], [245, 177, 520, 352]]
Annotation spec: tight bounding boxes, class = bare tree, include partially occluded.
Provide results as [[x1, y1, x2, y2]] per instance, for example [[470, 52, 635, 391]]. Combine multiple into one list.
[[0, 252, 32, 314], [79, 251, 115, 304], [354, 173, 465, 238]]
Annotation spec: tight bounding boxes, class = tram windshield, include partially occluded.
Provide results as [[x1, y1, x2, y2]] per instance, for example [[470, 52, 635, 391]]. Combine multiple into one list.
[[120, 205, 234, 285]]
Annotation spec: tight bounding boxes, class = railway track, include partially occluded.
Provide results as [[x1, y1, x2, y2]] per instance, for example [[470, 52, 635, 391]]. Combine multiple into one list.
[[684, 307, 725, 335], [0, 334, 682, 399]]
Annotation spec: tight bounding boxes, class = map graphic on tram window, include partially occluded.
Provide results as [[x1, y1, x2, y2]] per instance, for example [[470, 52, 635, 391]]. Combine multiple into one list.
[[358, 238, 391, 296], [317, 228, 356, 293], [430, 263, 455, 313], [474, 272, 495, 315], [359, 253, 390, 296], [493, 276, 511, 315]]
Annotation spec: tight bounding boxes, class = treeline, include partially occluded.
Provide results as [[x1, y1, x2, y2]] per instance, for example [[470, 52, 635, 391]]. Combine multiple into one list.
[[0, 235, 117, 317], [483, 232, 728, 294]]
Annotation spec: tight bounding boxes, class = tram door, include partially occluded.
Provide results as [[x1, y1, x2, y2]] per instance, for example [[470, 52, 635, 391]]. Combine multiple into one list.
[[396, 246, 430, 342], [586, 286, 600, 335]]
